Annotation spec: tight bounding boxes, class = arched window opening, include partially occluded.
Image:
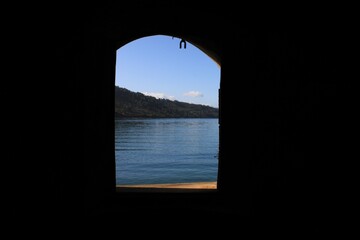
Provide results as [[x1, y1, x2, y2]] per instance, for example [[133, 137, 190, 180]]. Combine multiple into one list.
[[115, 35, 220, 191]]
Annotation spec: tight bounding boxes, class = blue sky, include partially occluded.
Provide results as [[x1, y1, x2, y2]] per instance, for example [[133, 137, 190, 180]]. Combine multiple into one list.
[[115, 35, 220, 108]]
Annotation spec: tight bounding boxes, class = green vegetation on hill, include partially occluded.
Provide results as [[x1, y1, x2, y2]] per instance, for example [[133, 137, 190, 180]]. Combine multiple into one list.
[[115, 86, 218, 118]]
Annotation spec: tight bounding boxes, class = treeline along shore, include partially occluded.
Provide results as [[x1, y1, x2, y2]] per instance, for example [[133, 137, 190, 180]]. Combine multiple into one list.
[[115, 86, 218, 118]]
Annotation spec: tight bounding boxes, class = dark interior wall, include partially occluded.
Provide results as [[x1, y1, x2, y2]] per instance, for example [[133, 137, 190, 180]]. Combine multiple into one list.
[[10, 2, 346, 223], [219, 25, 310, 216]]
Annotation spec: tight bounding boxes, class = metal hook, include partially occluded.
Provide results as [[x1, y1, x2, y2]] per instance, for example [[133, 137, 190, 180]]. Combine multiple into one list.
[[179, 39, 186, 49]]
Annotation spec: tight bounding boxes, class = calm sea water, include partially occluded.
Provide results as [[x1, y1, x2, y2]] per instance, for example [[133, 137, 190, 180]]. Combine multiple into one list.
[[115, 118, 219, 185]]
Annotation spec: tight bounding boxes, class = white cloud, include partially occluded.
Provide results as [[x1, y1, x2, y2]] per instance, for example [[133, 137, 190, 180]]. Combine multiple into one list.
[[142, 92, 175, 101], [184, 91, 203, 97]]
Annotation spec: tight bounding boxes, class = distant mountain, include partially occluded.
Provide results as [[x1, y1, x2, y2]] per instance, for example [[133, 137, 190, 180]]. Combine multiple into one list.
[[115, 86, 218, 118]]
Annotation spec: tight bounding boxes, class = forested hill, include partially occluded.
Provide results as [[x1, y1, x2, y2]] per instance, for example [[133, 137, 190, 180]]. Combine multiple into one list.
[[115, 86, 218, 118]]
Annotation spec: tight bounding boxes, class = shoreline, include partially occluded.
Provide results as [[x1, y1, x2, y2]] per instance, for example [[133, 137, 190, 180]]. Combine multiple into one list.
[[116, 181, 217, 192]]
